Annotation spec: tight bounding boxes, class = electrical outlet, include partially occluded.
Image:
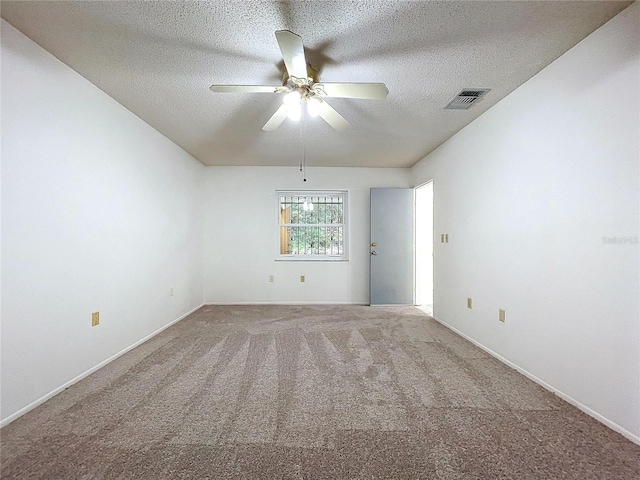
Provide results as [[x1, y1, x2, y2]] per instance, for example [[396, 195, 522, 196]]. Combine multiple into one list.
[[441, 234, 445, 243], [499, 309, 506, 323], [92, 311, 100, 327], [445, 233, 449, 243], [300, 275, 305, 283], [467, 298, 472, 309], [269, 275, 274, 282]]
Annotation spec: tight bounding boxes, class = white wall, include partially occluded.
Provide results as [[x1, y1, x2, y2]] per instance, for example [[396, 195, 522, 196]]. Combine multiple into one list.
[[1, 21, 205, 424], [204, 166, 411, 304], [412, 3, 639, 441]]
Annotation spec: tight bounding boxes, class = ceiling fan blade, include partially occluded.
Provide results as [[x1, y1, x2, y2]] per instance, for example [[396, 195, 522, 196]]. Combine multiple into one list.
[[210, 85, 279, 93], [275, 30, 308, 79], [318, 82, 389, 99], [262, 104, 289, 131], [315, 100, 350, 131]]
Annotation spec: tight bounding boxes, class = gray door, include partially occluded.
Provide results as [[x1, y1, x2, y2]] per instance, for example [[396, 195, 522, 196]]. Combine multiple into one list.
[[370, 188, 414, 305]]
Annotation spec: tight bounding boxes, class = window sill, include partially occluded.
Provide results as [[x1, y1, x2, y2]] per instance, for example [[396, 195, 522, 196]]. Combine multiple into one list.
[[276, 256, 349, 262]]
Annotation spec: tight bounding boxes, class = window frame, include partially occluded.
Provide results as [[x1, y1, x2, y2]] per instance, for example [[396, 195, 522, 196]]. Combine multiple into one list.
[[276, 190, 349, 262]]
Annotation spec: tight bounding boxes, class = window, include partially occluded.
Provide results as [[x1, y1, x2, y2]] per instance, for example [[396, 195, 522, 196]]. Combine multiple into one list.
[[277, 191, 348, 261]]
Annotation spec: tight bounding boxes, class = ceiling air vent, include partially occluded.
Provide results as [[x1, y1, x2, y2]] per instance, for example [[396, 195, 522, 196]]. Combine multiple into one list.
[[445, 89, 491, 110]]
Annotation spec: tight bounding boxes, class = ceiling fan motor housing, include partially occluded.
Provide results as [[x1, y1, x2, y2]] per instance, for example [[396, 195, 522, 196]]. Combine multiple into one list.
[[282, 63, 319, 86]]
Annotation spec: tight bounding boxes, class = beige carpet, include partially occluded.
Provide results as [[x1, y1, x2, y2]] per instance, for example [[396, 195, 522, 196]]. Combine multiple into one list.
[[1, 305, 639, 479]]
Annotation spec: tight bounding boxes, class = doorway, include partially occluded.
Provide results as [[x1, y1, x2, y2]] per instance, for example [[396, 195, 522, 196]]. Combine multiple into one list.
[[415, 181, 433, 312]]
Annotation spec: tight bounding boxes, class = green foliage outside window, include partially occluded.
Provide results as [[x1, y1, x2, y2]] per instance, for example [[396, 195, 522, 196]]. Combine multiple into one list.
[[279, 194, 346, 257]]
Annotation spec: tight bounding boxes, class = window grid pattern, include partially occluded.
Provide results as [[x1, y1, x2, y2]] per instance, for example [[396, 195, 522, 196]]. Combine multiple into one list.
[[278, 193, 346, 259]]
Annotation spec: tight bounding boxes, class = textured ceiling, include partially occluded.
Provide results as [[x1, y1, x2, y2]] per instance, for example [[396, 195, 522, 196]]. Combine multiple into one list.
[[1, 1, 632, 168]]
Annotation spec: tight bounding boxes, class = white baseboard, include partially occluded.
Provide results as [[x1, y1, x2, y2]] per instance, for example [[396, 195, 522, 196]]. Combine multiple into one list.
[[204, 301, 365, 305], [369, 304, 414, 307], [0, 303, 204, 428], [430, 315, 640, 446]]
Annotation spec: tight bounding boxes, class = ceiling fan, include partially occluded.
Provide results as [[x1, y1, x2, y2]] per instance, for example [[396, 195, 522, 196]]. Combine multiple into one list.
[[209, 30, 388, 132]]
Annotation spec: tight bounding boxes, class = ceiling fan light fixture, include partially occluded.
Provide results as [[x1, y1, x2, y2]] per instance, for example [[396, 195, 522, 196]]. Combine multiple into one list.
[[284, 90, 302, 121], [303, 199, 314, 211], [287, 102, 301, 121], [283, 90, 300, 106], [307, 97, 321, 118]]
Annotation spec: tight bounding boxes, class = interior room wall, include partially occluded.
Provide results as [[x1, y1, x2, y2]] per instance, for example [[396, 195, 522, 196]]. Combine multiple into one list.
[[203, 166, 411, 305], [1, 21, 205, 425], [412, 3, 639, 441]]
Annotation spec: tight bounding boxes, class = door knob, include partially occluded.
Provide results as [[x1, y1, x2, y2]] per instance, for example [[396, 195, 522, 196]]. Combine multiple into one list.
[[371, 251, 377, 255], [371, 242, 377, 247]]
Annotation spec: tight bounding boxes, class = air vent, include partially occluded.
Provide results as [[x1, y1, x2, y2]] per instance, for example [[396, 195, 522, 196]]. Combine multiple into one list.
[[445, 89, 491, 110]]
